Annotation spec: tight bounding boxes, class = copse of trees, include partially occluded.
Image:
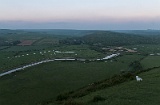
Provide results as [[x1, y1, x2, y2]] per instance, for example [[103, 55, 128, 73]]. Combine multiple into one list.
[[59, 37, 84, 45], [129, 60, 143, 71], [0, 39, 21, 46]]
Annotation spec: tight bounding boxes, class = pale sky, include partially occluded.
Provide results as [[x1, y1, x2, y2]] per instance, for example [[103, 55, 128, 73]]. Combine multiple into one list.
[[0, 0, 160, 30]]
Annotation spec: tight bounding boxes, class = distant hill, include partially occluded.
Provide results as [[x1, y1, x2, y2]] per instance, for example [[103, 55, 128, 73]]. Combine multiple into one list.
[[0, 37, 7, 46], [20, 29, 96, 36], [1, 29, 160, 46], [0, 29, 97, 38], [113, 30, 160, 36], [82, 31, 153, 46], [0, 29, 18, 36], [60, 31, 156, 46]]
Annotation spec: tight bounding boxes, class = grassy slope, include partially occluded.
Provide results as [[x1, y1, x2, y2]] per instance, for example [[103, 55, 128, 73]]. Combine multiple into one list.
[[74, 68, 160, 105], [113, 30, 160, 36], [82, 31, 152, 46], [61, 55, 160, 105], [0, 54, 143, 105]]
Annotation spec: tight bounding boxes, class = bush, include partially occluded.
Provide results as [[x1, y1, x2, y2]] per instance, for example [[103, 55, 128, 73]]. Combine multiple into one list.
[[56, 94, 69, 101], [63, 99, 84, 105], [92, 95, 105, 102]]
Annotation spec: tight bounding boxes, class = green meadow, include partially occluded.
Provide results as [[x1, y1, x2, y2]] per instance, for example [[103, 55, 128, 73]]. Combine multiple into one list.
[[0, 54, 143, 105], [141, 55, 160, 69], [72, 68, 160, 105], [0, 45, 104, 73]]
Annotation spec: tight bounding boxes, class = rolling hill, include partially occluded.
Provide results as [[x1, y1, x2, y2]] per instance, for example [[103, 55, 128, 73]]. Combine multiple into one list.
[[60, 31, 157, 46], [82, 31, 152, 46]]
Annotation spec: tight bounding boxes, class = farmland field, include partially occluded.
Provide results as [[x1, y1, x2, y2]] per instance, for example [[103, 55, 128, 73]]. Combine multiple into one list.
[[0, 54, 144, 105], [1, 29, 160, 105], [0, 44, 105, 73], [18, 40, 36, 46], [141, 55, 160, 69], [124, 44, 160, 55]]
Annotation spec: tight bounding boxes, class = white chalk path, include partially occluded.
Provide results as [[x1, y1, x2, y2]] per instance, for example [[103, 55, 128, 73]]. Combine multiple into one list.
[[0, 53, 119, 77], [0, 59, 56, 77]]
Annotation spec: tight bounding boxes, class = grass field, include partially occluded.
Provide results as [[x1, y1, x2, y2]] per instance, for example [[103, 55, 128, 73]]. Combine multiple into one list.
[[125, 44, 160, 54], [34, 38, 59, 45], [0, 45, 105, 73], [0, 45, 50, 72], [0, 54, 143, 105], [1, 45, 49, 52], [141, 55, 160, 69], [72, 67, 160, 105]]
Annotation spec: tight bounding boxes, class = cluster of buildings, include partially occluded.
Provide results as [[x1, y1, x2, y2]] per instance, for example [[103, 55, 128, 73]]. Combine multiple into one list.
[[102, 47, 137, 53]]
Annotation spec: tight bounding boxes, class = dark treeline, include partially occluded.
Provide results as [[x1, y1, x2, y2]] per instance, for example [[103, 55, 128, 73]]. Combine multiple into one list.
[[0, 38, 20, 46], [59, 37, 84, 45]]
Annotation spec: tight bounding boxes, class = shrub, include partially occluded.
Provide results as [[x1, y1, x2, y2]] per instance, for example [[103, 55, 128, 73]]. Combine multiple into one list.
[[63, 99, 84, 105], [56, 94, 69, 101], [91, 95, 105, 102]]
